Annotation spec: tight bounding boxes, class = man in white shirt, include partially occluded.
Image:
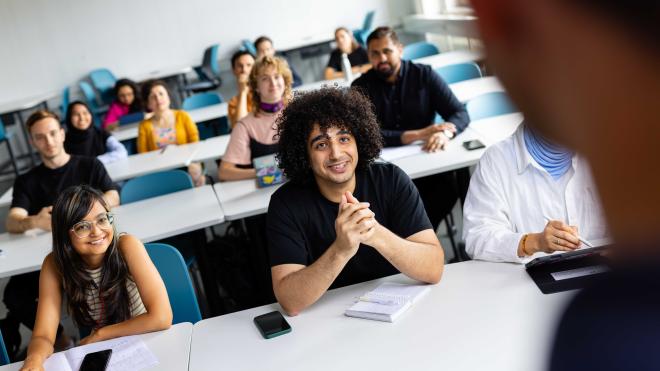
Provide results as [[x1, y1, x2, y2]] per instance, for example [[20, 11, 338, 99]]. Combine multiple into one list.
[[463, 123, 609, 263]]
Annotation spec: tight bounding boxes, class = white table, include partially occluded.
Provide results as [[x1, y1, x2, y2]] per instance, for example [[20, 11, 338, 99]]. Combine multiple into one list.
[[403, 14, 480, 38], [469, 112, 524, 145], [449, 76, 504, 103], [213, 180, 282, 221], [0, 187, 12, 208], [104, 143, 200, 182], [413, 49, 484, 69], [112, 103, 229, 142], [0, 322, 193, 371], [189, 260, 572, 371], [188, 134, 231, 162], [130, 65, 193, 83], [0, 186, 224, 279], [294, 78, 349, 92], [0, 90, 59, 115]]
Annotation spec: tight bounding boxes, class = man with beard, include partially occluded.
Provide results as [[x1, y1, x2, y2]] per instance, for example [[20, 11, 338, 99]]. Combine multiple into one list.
[[352, 27, 470, 235], [267, 88, 444, 316]]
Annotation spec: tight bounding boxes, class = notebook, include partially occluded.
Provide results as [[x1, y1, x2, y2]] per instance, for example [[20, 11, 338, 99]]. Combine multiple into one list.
[[253, 154, 285, 188], [345, 282, 430, 322], [43, 335, 158, 371]]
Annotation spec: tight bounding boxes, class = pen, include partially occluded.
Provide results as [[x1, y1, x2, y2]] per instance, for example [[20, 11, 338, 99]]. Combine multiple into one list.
[[160, 145, 168, 154], [543, 217, 593, 247], [355, 296, 398, 306]]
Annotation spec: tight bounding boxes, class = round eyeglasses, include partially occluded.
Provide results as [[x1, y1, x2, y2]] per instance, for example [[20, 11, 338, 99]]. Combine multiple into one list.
[[70, 212, 114, 239]]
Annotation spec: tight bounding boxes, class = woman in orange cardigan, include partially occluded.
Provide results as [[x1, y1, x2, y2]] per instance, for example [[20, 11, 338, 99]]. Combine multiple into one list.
[[137, 80, 206, 186]]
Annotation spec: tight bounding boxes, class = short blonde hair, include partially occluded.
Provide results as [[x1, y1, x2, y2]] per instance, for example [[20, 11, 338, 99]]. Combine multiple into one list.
[[249, 56, 293, 112]]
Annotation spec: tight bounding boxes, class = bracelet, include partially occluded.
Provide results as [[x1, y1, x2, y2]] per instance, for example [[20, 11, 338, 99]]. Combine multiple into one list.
[[520, 234, 530, 256]]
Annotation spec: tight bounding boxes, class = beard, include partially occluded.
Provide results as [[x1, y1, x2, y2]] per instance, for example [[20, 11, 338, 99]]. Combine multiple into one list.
[[375, 62, 396, 79]]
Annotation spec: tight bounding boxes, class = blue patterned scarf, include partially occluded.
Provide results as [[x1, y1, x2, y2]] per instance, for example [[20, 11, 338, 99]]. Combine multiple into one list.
[[523, 126, 574, 180]]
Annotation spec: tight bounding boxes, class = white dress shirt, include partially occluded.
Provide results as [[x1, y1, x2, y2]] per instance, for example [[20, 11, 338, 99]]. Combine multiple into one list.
[[463, 125, 609, 263]]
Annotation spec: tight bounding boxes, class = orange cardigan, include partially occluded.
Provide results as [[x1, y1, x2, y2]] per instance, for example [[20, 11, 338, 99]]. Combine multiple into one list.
[[136, 110, 199, 153]]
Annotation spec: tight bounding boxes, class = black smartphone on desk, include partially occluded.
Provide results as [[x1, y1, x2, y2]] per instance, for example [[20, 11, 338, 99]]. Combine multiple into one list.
[[463, 139, 486, 150], [79, 349, 112, 371], [254, 311, 292, 339]]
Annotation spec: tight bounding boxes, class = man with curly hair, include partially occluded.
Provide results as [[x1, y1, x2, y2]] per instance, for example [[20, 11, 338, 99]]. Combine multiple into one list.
[[352, 26, 471, 231], [267, 88, 444, 316]]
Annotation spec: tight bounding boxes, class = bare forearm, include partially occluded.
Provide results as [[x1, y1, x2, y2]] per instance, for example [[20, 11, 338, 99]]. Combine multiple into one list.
[[275, 244, 351, 316], [104, 190, 120, 208], [235, 92, 249, 123], [400, 129, 423, 145], [218, 164, 256, 181], [370, 227, 444, 283], [7, 215, 34, 233], [23, 336, 54, 367], [95, 312, 171, 342]]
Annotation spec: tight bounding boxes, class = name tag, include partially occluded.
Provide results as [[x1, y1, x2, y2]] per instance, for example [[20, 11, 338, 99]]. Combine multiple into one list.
[[551, 265, 610, 281]]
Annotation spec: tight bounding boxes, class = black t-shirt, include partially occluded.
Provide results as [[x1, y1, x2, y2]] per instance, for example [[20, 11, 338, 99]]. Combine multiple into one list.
[[267, 163, 432, 289], [11, 155, 116, 215], [326, 47, 369, 71], [352, 60, 470, 146]]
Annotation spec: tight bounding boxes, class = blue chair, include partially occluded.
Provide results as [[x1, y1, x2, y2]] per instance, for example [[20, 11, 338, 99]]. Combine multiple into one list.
[[60, 86, 70, 119], [353, 10, 376, 47], [466, 92, 518, 121], [241, 39, 257, 55], [182, 93, 228, 139], [120, 170, 193, 204], [185, 44, 222, 95], [145, 243, 202, 324], [79, 81, 107, 124], [403, 41, 440, 60], [89, 68, 117, 105], [0, 118, 19, 177], [435, 62, 482, 84], [1, 329, 9, 365]]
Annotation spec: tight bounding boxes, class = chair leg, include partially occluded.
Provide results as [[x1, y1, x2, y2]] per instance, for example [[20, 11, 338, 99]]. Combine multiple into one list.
[[4, 140, 19, 177], [444, 216, 461, 263]]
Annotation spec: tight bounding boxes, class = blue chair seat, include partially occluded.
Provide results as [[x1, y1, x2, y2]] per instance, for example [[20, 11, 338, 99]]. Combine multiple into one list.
[[435, 62, 482, 84], [403, 42, 440, 60], [466, 92, 518, 121]]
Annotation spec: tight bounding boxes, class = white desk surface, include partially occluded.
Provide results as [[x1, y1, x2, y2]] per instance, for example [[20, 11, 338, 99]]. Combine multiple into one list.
[[278, 33, 334, 52], [387, 127, 485, 180], [0, 90, 59, 115], [189, 260, 572, 371], [413, 49, 484, 69], [113, 185, 224, 242], [188, 134, 230, 162], [0, 186, 224, 279], [213, 180, 282, 221], [469, 112, 524, 145], [130, 65, 193, 83], [112, 102, 229, 142], [449, 76, 504, 103], [294, 78, 349, 92], [0, 322, 193, 371], [104, 143, 199, 182]]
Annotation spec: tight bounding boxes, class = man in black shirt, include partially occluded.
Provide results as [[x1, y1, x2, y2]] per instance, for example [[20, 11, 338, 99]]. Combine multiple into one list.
[[268, 88, 444, 316], [2, 110, 119, 357], [352, 27, 471, 230], [254, 36, 303, 88], [471, 0, 660, 369]]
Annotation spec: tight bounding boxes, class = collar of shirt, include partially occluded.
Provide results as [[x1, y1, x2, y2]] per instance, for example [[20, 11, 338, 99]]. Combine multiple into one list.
[[513, 125, 579, 177]]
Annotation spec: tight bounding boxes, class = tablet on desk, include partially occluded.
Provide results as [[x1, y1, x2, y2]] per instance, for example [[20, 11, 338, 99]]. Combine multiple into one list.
[[526, 245, 612, 294]]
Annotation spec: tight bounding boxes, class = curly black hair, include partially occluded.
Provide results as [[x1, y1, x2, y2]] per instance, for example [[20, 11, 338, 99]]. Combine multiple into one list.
[[275, 87, 384, 184]]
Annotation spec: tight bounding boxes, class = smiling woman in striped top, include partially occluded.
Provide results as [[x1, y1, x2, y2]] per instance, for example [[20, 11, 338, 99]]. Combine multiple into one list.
[[20, 185, 172, 371]]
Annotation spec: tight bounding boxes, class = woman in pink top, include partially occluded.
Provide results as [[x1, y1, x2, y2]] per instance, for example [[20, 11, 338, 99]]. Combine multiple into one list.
[[218, 56, 293, 181], [102, 79, 143, 130]]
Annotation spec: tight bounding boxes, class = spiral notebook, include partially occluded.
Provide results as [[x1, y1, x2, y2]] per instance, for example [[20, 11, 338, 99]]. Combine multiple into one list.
[[345, 282, 430, 322]]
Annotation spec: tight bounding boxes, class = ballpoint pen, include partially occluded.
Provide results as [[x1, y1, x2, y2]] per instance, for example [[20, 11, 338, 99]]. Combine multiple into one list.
[[355, 296, 399, 306]]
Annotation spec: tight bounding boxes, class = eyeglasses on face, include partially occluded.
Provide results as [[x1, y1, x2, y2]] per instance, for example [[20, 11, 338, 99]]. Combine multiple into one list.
[[70, 212, 114, 239]]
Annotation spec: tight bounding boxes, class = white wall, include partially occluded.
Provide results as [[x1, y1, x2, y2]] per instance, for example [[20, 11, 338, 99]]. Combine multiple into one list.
[[0, 0, 414, 105]]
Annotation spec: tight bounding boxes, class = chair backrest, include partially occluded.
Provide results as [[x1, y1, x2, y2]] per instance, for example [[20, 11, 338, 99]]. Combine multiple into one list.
[[0, 117, 6, 141], [120, 170, 193, 204], [435, 62, 482, 84], [145, 243, 202, 324], [466, 92, 518, 121], [182, 93, 223, 111], [241, 39, 257, 55], [89, 68, 117, 104], [79, 81, 100, 109], [362, 10, 375, 31], [403, 41, 440, 60], [60, 86, 71, 119], [201, 44, 220, 78], [0, 329, 9, 366]]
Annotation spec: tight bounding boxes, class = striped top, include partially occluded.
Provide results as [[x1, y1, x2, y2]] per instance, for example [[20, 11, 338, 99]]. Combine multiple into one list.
[[85, 266, 146, 327]]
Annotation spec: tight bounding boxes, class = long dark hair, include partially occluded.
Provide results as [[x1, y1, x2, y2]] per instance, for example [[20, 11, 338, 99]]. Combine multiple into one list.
[[51, 185, 132, 328], [113, 78, 143, 113]]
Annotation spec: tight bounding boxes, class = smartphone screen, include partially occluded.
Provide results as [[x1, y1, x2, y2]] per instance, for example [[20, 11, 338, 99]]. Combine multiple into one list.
[[254, 311, 292, 339], [463, 139, 486, 151], [79, 349, 112, 371]]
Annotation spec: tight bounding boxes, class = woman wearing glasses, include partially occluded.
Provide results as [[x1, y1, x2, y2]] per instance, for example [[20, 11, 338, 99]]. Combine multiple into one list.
[[20, 185, 172, 371]]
